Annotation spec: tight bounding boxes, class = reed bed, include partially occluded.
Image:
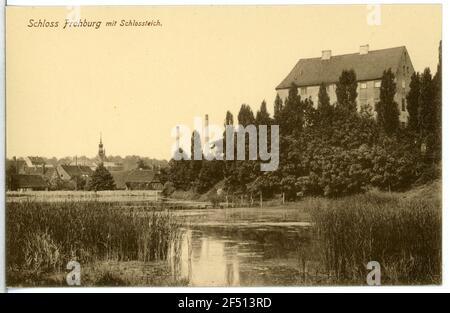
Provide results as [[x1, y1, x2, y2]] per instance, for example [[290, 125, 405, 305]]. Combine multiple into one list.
[[307, 193, 441, 285], [6, 201, 183, 285]]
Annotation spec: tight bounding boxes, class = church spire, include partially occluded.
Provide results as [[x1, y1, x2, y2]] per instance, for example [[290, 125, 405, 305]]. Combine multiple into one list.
[[98, 133, 106, 164]]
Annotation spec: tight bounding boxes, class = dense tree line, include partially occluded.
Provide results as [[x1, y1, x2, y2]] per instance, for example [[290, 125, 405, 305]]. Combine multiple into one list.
[[164, 42, 441, 200], [406, 41, 442, 161]]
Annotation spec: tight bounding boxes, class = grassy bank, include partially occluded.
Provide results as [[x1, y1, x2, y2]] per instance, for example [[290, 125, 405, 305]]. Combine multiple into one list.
[[6, 201, 183, 286], [306, 191, 441, 285]]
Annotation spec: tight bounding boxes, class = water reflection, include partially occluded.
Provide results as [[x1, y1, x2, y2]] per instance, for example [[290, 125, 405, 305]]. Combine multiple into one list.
[[169, 209, 314, 287], [170, 230, 241, 286]]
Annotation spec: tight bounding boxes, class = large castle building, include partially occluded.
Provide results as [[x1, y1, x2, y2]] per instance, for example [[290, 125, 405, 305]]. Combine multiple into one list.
[[276, 45, 415, 126]]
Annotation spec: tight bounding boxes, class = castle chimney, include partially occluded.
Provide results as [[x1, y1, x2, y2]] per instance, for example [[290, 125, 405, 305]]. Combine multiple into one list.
[[321, 50, 332, 60], [360, 44, 369, 55]]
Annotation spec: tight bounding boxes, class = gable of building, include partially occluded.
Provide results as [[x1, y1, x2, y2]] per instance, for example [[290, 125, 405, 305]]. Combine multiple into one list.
[[58, 165, 94, 180], [24, 156, 47, 167]]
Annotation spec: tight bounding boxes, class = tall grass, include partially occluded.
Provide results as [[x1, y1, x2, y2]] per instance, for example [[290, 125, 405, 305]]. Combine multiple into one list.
[[308, 193, 441, 285], [6, 201, 182, 285]]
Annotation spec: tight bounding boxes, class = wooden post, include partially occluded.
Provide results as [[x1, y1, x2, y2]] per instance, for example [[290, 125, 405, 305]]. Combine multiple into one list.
[[226, 195, 229, 208], [282, 192, 285, 204], [260, 192, 263, 208]]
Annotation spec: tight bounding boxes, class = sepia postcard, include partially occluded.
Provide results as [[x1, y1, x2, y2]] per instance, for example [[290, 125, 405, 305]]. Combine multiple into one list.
[[4, 4, 442, 289]]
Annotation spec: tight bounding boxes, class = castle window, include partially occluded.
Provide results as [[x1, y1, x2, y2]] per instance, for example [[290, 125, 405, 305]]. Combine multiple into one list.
[[374, 81, 381, 88], [402, 98, 406, 112], [361, 82, 367, 89], [402, 80, 406, 89], [300, 87, 307, 95]]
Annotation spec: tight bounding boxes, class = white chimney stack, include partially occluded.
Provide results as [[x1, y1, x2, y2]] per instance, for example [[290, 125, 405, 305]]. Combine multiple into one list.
[[360, 44, 369, 55], [321, 50, 332, 60]]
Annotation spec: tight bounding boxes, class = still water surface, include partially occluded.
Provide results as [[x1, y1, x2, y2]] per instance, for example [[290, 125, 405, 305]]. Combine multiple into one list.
[[168, 207, 315, 286]]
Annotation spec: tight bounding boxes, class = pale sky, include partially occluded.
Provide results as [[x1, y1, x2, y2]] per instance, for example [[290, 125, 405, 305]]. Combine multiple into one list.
[[6, 5, 442, 160]]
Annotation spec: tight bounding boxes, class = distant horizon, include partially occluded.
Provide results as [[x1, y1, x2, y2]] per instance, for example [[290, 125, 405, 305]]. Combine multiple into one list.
[[6, 154, 170, 162]]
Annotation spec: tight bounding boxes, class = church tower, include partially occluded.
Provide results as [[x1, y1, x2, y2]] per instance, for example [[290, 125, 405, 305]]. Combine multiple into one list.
[[98, 133, 106, 164]]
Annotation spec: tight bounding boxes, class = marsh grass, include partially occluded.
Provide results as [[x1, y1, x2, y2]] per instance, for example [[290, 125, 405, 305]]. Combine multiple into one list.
[[307, 193, 441, 285], [6, 190, 442, 287], [6, 201, 182, 286]]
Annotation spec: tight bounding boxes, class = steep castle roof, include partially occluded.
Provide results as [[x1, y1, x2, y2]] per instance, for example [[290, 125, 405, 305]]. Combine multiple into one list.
[[276, 46, 408, 89]]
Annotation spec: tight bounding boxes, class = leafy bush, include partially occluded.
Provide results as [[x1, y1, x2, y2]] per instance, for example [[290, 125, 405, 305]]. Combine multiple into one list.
[[162, 181, 176, 197], [288, 108, 425, 197]]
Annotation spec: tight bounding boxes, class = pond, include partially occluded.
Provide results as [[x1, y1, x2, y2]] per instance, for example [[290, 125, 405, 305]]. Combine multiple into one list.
[[167, 206, 318, 287]]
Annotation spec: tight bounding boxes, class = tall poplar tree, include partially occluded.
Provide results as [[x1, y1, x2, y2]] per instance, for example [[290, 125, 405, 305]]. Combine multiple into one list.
[[375, 69, 399, 135], [273, 94, 284, 124], [406, 72, 421, 132], [317, 82, 331, 114], [418, 68, 435, 139], [336, 70, 358, 111]]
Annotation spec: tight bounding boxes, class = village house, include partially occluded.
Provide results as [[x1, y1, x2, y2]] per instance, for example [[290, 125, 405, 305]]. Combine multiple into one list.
[[9, 157, 27, 174], [56, 164, 94, 182], [23, 156, 51, 169], [7, 157, 55, 189], [14, 174, 49, 192], [53, 164, 94, 190], [9, 156, 55, 176], [276, 45, 415, 126], [112, 169, 163, 191]]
